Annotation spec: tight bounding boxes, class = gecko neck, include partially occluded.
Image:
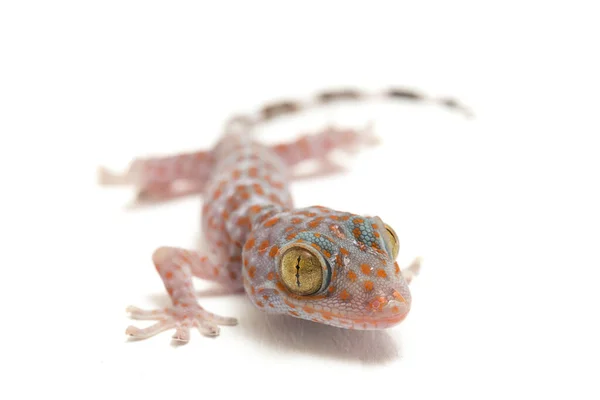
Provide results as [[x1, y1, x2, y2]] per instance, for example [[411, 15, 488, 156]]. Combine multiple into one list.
[[249, 203, 289, 232]]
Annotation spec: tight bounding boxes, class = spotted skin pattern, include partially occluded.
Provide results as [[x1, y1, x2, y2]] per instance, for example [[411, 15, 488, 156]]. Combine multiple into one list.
[[101, 87, 469, 342]]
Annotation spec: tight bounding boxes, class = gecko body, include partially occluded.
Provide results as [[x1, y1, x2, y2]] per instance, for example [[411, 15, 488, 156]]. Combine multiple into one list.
[[102, 88, 469, 342]]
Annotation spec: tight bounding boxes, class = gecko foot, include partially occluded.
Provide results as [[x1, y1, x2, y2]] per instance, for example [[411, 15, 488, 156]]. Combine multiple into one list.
[[125, 304, 238, 343], [402, 257, 422, 284]]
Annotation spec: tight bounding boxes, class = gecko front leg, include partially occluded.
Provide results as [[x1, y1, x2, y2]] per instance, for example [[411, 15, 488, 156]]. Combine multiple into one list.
[[126, 247, 238, 342]]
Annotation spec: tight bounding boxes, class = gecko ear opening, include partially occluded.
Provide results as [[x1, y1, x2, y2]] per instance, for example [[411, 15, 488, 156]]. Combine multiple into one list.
[[279, 245, 326, 296], [383, 223, 400, 260]]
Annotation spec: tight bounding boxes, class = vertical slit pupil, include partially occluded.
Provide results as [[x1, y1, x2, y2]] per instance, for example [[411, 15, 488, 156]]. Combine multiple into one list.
[[295, 256, 301, 287]]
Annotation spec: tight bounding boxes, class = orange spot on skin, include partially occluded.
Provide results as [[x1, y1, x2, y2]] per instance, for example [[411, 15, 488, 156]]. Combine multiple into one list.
[[308, 217, 323, 228], [167, 288, 174, 296], [232, 169, 241, 179], [395, 262, 401, 274], [235, 184, 246, 194], [286, 232, 297, 240], [249, 167, 258, 178], [256, 301, 264, 307], [328, 286, 335, 294], [237, 217, 250, 228], [252, 183, 264, 195], [268, 193, 281, 204], [289, 311, 299, 317], [283, 299, 296, 309], [298, 136, 310, 154], [311, 243, 322, 252], [291, 218, 302, 224], [392, 290, 406, 303], [263, 295, 269, 300], [347, 270, 357, 282], [264, 217, 279, 227], [322, 249, 331, 258], [372, 224, 378, 229], [230, 255, 242, 263], [364, 281, 374, 291], [269, 303, 275, 308], [276, 281, 287, 292], [244, 237, 255, 251], [285, 226, 294, 232], [320, 311, 333, 320], [249, 205, 262, 214], [339, 289, 351, 301], [391, 306, 400, 313], [246, 266, 257, 279], [213, 267, 219, 276], [340, 248, 349, 256], [165, 271, 173, 279], [354, 218, 364, 224], [269, 246, 279, 258], [243, 259, 248, 267], [302, 306, 315, 314], [353, 227, 361, 238], [361, 264, 372, 275], [267, 272, 275, 280], [377, 269, 388, 278], [229, 271, 238, 280], [258, 240, 270, 252]]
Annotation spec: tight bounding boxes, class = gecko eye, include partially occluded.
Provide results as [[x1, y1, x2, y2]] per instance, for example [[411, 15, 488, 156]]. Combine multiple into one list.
[[279, 245, 326, 296], [383, 223, 400, 259]]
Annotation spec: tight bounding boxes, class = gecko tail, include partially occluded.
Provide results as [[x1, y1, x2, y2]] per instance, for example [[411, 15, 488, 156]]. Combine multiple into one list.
[[223, 86, 474, 137]]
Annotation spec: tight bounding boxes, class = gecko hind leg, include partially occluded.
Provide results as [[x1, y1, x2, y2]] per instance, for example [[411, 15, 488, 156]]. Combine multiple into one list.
[[130, 181, 208, 207], [274, 123, 379, 168], [99, 150, 213, 194], [126, 247, 238, 343]]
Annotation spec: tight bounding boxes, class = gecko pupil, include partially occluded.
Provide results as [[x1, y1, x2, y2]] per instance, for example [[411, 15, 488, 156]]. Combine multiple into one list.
[[295, 256, 301, 287]]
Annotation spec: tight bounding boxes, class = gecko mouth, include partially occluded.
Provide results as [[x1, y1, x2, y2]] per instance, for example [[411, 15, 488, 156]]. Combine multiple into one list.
[[284, 296, 410, 329]]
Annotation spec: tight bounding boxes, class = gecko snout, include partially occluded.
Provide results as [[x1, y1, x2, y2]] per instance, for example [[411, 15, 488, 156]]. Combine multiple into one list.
[[366, 288, 411, 327]]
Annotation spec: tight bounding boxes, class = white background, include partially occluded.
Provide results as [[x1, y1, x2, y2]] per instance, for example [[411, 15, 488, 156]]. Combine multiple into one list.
[[1, 1, 599, 399]]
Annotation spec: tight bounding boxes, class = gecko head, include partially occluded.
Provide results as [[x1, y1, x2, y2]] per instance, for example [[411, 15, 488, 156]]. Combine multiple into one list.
[[241, 208, 412, 330]]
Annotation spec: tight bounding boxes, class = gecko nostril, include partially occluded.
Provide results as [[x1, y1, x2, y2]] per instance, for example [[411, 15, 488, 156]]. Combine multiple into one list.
[[369, 296, 388, 312]]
